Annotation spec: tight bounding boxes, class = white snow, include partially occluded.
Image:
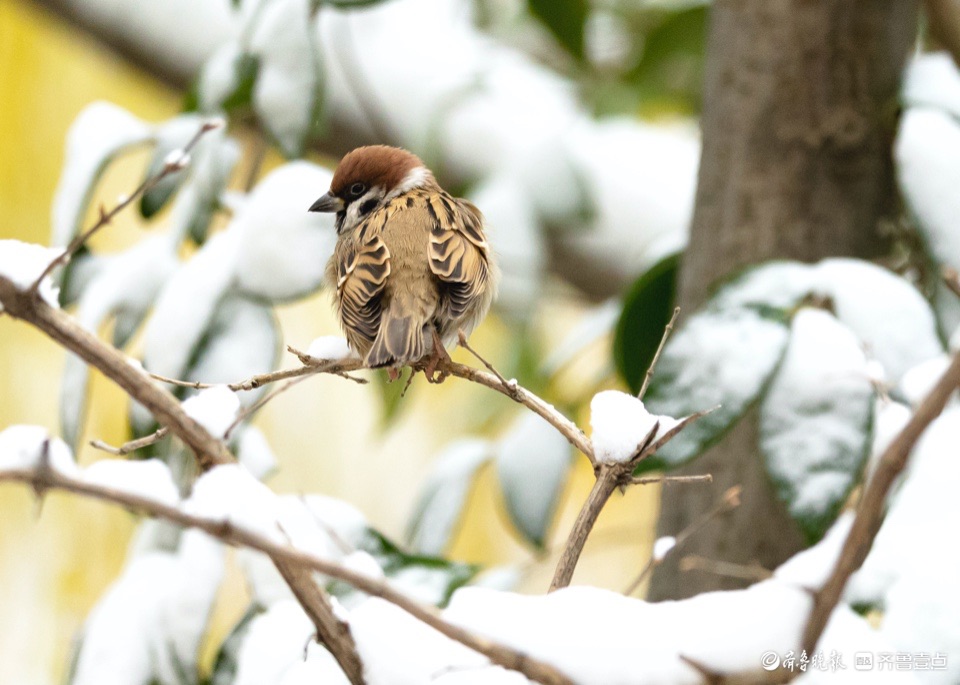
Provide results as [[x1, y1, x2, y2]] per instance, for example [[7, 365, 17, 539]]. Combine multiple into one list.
[[62, 234, 180, 447], [305, 336, 352, 361], [341, 550, 385, 580], [181, 385, 240, 438], [0, 240, 63, 311], [408, 439, 491, 556], [865, 399, 911, 481], [232, 162, 336, 301], [774, 513, 853, 591], [902, 51, 960, 115], [232, 601, 315, 685], [82, 458, 180, 507], [235, 425, 278, 479], [51, 102, 152, 247], [71, 529, 225, 685], [249, 0, 319, 157], [590, 390, 673, 464], [143, 230, 241, 381], [495, 413, 570, 545], [162, 148, 190, 170], [652, 536, 676, 562], [898, 354, 954, 408], [0, 425, 77, 475], [760, 309, 872, 533], [183, 464, 283, 542]]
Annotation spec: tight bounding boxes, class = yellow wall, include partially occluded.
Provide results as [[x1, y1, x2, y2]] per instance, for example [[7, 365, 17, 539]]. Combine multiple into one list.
[[0, 2, 658, 682]]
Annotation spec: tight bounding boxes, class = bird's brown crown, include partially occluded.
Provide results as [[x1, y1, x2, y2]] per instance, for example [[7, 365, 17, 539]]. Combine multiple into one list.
[[330, 145, 425, 197]]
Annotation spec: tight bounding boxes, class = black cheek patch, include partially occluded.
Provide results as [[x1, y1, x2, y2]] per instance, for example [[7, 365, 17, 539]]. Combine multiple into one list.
[[335, 210, 347, 233], [359, 199, 379, 216]]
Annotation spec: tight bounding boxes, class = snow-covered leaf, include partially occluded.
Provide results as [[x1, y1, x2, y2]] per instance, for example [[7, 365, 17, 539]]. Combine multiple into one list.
[[197, 44, 260, 114], [210, 606, 262, 685], [139, 115, 203, 218], [51, 102, 151, 249], [639, 304, 792, 473], [613, 251, 679, 393], [165, 124, 241, 245], [182, 386, 241, 439], [249, 0, 323, 157], [61, 235, 179, 448], [407, 439, 491, 556], [233, 162, 335, 301], [355, 529, 478, 607], [760, 309, 873, 542], [70, 531, 225, 685], [496, 413, 571, 548], [234, 426, 278, 480]]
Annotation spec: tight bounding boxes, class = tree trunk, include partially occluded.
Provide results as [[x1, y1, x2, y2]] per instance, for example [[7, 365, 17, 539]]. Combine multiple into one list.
[[649, 0, 918, 600]]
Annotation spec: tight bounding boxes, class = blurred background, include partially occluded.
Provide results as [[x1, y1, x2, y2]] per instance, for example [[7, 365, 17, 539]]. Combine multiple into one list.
[[0, 0, 709, 681]]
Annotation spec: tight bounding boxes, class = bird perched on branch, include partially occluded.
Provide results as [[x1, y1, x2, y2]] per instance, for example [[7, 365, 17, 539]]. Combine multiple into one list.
[[309, 145, 496, 379]]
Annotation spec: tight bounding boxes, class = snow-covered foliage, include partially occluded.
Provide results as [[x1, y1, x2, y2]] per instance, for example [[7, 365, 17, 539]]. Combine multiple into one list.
[[0, 240, 63, 311], [590, 390, 677, 464]]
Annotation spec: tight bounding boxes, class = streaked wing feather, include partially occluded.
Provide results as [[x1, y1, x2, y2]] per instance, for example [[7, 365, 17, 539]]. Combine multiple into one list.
[[337, 234, 391, 343], [428, 195, 490, 320]]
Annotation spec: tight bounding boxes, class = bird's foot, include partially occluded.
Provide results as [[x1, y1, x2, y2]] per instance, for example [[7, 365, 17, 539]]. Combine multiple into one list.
[[422, 329, 451, 383]]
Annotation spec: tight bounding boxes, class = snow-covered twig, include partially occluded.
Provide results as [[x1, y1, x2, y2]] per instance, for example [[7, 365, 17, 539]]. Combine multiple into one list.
[[638, 306, 680, 400], [624, 486, 741, 596], [90, 426, 169, 456], [0, 465, 575, 685], [799, 351, 960, 658], [31, 120, 220, 292], [549, 405, 717, 593]]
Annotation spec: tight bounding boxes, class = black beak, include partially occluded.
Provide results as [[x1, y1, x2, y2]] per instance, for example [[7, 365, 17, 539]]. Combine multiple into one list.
[[309, 192, 344, 213]]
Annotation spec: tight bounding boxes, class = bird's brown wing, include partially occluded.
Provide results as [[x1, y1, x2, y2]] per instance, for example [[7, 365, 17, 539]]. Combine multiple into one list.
[[426, 194, 491, 321], [336, 233, 391, 345]]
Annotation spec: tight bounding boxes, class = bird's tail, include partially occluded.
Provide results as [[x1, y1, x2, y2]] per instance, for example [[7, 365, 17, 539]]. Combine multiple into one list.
[[365, 313, 429, 368]]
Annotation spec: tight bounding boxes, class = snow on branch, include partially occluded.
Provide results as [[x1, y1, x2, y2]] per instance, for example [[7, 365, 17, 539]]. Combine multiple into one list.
[[0, 461, 574, 685]]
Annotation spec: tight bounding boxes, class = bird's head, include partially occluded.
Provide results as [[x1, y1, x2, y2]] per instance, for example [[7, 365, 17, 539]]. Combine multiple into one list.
[[309, 145, 433, 233]]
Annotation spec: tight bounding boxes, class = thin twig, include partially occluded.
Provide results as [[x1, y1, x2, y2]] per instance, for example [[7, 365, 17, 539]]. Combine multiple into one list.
[[224, 375, 313, 440], [31, 120, 221, 291], [678, 555, 772, 582], [638, 307, 680, 401], [943, 265, 960, 300], [458, 330, 513, 389], [0, 466, 574, 685], [624, 486, 741, 596], [799, 352, 960, 658], [628, 474, 713, 486], [90, 427, 169, 456], [549, 409, 716, 592]]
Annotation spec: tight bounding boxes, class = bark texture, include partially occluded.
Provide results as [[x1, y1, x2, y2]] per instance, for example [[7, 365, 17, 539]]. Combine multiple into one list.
[[649, 0, 918, 600]]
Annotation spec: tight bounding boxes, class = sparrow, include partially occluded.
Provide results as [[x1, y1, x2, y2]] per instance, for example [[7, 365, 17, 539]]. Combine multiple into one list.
[[309, 145, 496, 378]]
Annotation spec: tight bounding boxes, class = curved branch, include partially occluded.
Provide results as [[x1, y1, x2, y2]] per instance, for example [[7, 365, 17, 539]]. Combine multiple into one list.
[[0, 465, 574, 685]]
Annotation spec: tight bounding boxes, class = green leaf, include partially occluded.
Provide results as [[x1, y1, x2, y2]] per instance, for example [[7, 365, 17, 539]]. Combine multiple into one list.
[[630, 5, 709, 115], [223, 52, 260, 112], [341, 529, 478, 607], [760, 309, 873, 543], [529, 0, 589, 61], [496, 413, 571, 549], [139, 116, 204, 219], [372, 368, 410, 428], [638, 305, 793, 474], [613, 252, 680, 394]]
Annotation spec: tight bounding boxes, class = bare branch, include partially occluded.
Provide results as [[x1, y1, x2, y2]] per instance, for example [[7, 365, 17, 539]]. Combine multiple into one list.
[[628, 473, 713, 486], [943, 265, 960, 300], [799, 352, 960, 657], [678, 555, 772, 582], [0, 466, 574, 685], [638, 306, 680, 400], [31, 120, 220, 291], [624, 486, 741, 596], [90, 427, 169, 456]]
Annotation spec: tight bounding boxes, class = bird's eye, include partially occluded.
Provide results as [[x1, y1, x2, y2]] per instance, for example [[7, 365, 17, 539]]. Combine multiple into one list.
[[349, 183, 366, 197]]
